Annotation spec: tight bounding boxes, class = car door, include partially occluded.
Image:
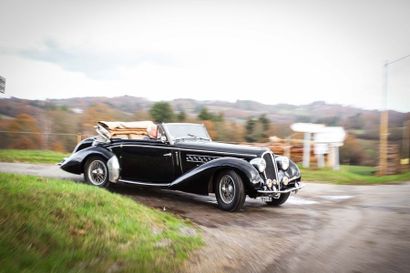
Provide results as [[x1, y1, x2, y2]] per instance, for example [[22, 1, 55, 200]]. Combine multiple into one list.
[[120, 141, 176, 183]]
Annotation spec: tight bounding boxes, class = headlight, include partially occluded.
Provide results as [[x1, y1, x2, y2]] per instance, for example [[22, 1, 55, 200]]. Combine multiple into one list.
[[250, 158, 266, 173], [290, 163, 300, 177], [282, 176, 289, 185], [276, 156, 289, 171]]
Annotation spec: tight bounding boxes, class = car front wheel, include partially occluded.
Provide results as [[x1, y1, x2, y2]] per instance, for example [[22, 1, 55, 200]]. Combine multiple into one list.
[[215, 170, 246, 212], [84, 156, 110, 188]]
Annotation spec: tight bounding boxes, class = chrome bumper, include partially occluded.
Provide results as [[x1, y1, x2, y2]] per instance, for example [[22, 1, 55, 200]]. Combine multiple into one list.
[[257, 182, 304, 194]]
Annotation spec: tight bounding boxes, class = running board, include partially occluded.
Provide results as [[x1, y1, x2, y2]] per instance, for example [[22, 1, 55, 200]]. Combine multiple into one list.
[[118, 179, 170, 187]]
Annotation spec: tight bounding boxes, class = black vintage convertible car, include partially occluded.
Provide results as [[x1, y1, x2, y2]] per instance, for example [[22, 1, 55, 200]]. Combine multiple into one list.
[[60, 121, 303, 211]]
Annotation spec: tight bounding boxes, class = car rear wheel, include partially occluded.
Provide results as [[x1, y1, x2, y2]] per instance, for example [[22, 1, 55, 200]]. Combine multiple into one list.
[[265, 192, 290, 206], [84, 156, 110, 188], [215, 170, 246, 212]]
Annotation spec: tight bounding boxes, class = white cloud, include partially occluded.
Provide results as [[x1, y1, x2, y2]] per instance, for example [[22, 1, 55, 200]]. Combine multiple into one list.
[[0, 0, 409, 112]]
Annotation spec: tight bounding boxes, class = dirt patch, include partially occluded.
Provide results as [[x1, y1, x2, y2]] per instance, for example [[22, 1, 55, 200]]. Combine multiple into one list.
[[112, 183, 410, 273]]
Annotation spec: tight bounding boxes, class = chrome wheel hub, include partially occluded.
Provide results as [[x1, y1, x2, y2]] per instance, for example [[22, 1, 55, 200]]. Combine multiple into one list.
[[219, 175, 235, 204], [88, 160, 107, 186]]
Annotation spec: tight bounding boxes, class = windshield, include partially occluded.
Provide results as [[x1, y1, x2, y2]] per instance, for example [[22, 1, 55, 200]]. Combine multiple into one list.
[[163, 123, 211, 143]]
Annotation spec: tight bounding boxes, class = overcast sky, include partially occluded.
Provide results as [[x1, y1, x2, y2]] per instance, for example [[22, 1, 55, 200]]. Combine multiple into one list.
[[0, 0, 409, 112]]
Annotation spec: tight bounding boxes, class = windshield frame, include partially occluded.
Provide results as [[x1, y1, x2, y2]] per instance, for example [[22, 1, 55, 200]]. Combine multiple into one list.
[[162, 123, 212, 145]]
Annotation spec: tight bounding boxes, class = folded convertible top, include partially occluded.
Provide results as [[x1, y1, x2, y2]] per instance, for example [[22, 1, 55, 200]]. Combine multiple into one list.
[[98, 121, 155, 130], [97, 120, 155, 139]]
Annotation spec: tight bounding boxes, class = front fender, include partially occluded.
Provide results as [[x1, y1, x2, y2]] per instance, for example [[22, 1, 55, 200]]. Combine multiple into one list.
[[60, 146, 114, 175], [169, 157, 263, 194]]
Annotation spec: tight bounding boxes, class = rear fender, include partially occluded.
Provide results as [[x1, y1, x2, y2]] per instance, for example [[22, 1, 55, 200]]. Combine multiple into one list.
[[60, 146, 114, 175]]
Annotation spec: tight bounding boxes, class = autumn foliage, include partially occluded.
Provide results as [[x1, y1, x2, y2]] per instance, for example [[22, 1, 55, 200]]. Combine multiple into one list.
[[0, 97, 408, 166], [7, 114, 43, 149]]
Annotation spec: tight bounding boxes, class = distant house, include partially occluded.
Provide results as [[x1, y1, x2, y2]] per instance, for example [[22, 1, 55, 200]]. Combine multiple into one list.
[[290, 123, 346, 170]]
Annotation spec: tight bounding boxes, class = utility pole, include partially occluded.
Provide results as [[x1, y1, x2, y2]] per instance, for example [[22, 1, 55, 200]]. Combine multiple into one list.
[[379, 61, 389, 176], [378, 54, 410, 176], [408, 120, 410, 166], [406, 119, 410, 170]]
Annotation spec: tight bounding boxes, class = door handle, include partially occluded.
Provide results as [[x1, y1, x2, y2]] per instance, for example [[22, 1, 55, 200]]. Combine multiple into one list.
[[163, 153, 172, 157]]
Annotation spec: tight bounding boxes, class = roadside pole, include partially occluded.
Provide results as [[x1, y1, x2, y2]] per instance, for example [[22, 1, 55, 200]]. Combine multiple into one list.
[[378, 55, 410, 176]]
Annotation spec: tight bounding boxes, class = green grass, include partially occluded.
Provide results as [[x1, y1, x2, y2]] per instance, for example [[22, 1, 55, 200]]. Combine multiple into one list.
[[0, 173, 202, 273], [2, 149, 407, 185], [0, 149, 69, 164], [301, 165, 410, 184]]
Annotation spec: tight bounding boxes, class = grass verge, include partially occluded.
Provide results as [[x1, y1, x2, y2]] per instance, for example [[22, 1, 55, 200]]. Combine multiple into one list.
[[0, 173, 202, 273], [1, 149, 408, 185], [301, 165, 410, 184], [0, 149, 69, 164]]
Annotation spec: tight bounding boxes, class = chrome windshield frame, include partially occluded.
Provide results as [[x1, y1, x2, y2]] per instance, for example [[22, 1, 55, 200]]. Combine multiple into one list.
[[161, 123, 212, 145]]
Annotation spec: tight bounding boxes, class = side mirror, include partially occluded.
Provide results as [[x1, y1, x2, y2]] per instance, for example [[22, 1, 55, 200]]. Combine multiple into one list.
[[160, 135, 167, 143]]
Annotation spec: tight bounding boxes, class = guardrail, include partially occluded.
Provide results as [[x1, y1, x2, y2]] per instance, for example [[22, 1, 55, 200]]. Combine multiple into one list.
[[0, 131, 89, 152]]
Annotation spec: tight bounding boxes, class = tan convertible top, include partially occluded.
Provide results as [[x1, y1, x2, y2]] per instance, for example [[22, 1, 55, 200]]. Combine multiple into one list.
[[97, 120, 156, 140]]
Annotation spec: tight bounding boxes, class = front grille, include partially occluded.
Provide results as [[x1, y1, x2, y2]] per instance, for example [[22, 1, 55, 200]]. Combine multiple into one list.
[[263, 152, 277, 180]]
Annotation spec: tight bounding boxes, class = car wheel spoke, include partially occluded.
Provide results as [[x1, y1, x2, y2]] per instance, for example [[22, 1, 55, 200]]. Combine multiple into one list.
[[219, 175, 235, 204], [88, 160, 107, 186]]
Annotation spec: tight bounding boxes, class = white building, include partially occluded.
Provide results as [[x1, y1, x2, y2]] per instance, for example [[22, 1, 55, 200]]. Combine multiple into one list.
[[291, 123, 346, 170]]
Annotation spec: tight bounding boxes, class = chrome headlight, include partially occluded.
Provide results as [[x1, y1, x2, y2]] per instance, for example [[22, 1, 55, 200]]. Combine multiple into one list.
[[290, 163, 300, 177], [250, 158, 266, 173], [276, 156, 289, 171], [282, 176, 289, 185]]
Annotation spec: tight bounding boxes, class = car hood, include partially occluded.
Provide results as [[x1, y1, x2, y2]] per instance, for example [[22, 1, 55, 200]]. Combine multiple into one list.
[[175, 141, 269, 157]]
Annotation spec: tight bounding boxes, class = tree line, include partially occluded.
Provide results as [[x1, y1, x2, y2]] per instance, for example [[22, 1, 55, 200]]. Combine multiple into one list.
[[1, 101, 407, 166], [0, 102, 275, 152]]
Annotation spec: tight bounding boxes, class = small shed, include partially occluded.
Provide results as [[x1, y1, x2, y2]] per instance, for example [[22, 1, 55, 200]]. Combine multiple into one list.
[[290, 123, 346, 170]]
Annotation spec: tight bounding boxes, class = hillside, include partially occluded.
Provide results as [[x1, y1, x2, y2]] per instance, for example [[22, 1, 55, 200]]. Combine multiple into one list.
[[0, 96, 409, 166], [0, 173, 202, 273], [1, 96, 408, 125]]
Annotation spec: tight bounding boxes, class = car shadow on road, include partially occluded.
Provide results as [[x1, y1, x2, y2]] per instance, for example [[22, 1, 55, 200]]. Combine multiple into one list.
[[110, 183, 217, 208], [109, 183, 281, 228]]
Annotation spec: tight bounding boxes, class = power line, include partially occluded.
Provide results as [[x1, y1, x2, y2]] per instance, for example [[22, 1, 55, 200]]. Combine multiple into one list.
[[0, 131, 80, 136]]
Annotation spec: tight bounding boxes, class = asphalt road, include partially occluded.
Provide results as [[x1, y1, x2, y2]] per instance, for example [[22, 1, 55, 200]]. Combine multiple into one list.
[[1, 162, 409, 273]]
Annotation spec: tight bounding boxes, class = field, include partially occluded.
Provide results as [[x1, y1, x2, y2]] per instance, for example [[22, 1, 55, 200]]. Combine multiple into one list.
[[0, 149, 69, 164], [301, 165, 410, 184], [0, 173, 202, 273]]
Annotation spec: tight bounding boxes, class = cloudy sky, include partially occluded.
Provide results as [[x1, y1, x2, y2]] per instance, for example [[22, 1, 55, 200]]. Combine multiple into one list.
[[0, 0, 409, 112]]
